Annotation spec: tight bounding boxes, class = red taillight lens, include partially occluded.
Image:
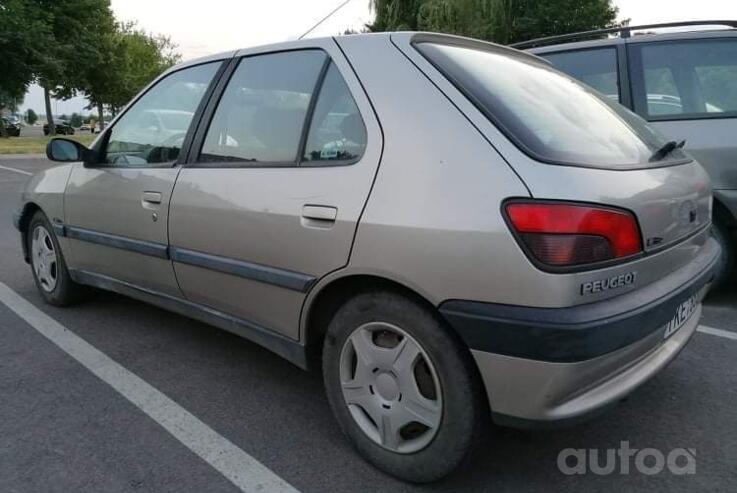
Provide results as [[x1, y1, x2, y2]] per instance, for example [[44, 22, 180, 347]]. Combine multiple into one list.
[[505, 202, 642, 267]]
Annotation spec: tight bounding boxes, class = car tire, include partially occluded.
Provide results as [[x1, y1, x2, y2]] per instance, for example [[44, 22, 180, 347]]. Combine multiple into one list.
[[711, 220, 734, 291], [322, 290, 485, 482], [27, 211, 85, 306]]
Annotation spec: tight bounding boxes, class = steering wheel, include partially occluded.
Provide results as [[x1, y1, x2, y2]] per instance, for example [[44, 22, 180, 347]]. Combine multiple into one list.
[[147, 132, 187, 163]]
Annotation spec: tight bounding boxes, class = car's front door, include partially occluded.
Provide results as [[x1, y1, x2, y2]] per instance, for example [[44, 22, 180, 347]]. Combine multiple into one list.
[[63, 61, 223, 296], [168, 42, 382, 339]]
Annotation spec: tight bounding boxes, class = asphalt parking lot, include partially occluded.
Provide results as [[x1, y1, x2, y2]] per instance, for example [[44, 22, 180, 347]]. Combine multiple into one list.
[[1, 155, 735, 493]]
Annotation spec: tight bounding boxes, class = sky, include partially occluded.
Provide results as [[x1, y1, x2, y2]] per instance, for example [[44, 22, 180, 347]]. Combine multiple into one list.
[[19, 0, 737, 115]]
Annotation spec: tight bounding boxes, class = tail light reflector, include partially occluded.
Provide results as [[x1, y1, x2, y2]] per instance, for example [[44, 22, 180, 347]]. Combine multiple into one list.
[[505, 201, 642, 268]]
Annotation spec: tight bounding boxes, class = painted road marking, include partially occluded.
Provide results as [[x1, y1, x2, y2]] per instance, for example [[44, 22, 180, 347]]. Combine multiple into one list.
[[0, 164, 32, 176], [698, 325, 737, 341], [0, 282, 299, 493]]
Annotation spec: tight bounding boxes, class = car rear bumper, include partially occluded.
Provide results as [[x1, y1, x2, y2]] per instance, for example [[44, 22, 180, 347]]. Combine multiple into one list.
[[439, 237, 720, 426]]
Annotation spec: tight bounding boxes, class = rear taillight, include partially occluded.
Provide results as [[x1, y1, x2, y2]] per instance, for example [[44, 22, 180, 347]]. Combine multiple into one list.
[[505, 201, 642, 268]]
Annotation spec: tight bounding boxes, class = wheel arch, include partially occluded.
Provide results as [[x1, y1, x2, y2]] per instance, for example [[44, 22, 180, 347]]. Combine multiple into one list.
[[17, 201, 43, 263], [301, 272, 471, 369]]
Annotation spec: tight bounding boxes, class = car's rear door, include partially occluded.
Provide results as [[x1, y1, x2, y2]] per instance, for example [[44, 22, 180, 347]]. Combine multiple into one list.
[[168, 39, 382, 339], [63, 60, 225, 296], [626, 34, 737, 195]]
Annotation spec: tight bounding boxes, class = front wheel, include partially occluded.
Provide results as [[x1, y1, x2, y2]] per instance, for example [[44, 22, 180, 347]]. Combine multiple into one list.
[[28, 211, 85, 306], [322, 290, 485, 482]]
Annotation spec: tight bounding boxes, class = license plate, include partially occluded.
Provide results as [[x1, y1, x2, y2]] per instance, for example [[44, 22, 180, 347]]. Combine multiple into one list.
[[663, 294, 698, 339]]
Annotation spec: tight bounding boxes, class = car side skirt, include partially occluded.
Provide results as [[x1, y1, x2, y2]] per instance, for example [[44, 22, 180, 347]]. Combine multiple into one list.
[[69, 269, 309, 369]]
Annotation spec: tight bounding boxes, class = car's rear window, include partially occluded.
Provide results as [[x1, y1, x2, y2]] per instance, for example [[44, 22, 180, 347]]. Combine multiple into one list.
[[415, 41, 689, 169]]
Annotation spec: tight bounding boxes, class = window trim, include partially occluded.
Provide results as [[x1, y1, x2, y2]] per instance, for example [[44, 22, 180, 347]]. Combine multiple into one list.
[[91, 59, 227, 169], [187, 48, 367, 169], [627, 37, 737, 123]]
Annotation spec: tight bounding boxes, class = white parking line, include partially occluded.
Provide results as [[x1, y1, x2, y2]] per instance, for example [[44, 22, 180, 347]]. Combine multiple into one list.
[[0, 282, 300, 493], [0, 164, 32, 176], [698, 325, 737, 341]]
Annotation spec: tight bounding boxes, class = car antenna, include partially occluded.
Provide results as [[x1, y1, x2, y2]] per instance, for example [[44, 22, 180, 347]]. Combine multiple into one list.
[[298, 0, 355, 40]]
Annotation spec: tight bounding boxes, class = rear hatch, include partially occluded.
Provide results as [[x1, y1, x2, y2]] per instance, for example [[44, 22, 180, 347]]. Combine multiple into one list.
[[412, 38, 712, 259]]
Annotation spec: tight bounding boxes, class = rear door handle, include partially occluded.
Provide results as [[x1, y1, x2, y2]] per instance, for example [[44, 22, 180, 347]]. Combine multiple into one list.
[[142, 191, 162, 204], [301, 205, 337, 228]]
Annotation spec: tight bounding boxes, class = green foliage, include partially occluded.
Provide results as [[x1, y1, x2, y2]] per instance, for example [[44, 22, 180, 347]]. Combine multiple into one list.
[[0, 0, 50, 99], [34, 0, 116, 98], [0, 0, 179, 134], [84, 21, 181, 114], [25, 108, 38, 125], [0, 90, 23, 112], [369, 0, 622, 44], [70, 112, 83, 127]]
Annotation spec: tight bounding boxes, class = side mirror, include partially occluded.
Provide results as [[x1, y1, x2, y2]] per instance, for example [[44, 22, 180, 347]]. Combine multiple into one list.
[[46, 138, 95, 163]]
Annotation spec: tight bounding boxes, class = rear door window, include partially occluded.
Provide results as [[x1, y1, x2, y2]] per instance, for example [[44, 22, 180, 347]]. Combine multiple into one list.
[[541, 48, 620, 102], [302, 62, 367, 164], [629, 38, 737, 120], [199, 50, 327, 165], [416, 41, 687, 168]]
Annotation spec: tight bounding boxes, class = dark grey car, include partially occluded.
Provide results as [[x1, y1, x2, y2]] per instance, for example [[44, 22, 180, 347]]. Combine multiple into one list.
[[518, 20, 737, 287]]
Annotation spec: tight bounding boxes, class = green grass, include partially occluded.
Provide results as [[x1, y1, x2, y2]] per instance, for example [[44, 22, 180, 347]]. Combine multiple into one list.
[[0, 134, 96, 155]]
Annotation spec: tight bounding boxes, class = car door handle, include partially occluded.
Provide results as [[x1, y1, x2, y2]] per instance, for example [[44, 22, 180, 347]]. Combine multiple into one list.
[[301, 205, 337, 228], [142, 191, 162, 204]]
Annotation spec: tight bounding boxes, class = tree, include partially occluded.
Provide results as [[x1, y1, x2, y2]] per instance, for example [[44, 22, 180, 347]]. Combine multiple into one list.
[[26, 108, 38, 125], [0, 0, 50, 136], [33, 0, 115, 135], [369, 0, 622, 45], [83, 22, 180, 130], [70, 112, 83, 127]]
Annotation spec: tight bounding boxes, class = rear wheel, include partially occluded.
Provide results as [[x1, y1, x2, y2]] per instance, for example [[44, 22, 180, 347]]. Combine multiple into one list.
[[322, 290, 484, 482], [711, 220, 734, 291], [28, 211, 85, 306]]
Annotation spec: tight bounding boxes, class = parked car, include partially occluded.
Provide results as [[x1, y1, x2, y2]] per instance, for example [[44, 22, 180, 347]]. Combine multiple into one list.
[[43, 120, 75, 135], [515, 20, 737, 288], [1, 117, 21, 136], [14, 33, 719, 482], [79, 124, 91, 132]]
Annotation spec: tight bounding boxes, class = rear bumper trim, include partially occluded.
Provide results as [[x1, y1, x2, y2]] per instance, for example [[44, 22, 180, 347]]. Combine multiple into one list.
[[439, 237, 719, 362]]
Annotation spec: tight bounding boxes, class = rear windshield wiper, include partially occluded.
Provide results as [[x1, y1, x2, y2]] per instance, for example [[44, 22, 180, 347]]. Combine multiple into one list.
[[649, 140, 686, 162]]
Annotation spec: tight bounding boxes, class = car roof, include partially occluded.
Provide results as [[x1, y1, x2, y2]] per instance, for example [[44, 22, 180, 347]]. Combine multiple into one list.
[[166, 31, 546, 73]]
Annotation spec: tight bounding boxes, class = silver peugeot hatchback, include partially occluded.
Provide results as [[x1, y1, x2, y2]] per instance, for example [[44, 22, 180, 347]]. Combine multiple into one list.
[[14, 32, 719, 482]]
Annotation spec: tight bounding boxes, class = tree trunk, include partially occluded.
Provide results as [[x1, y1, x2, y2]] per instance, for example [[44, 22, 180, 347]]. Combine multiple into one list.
[[44, 87, 55, 136], [0, 113, 7, 139], [97, 104, 105, 132]]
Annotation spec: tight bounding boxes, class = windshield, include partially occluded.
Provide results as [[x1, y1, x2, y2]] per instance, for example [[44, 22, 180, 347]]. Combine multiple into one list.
[[416, 42, 689, 168]]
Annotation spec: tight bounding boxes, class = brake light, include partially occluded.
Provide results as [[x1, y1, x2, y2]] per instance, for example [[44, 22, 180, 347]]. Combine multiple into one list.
[[505, 201, 642, 268]]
